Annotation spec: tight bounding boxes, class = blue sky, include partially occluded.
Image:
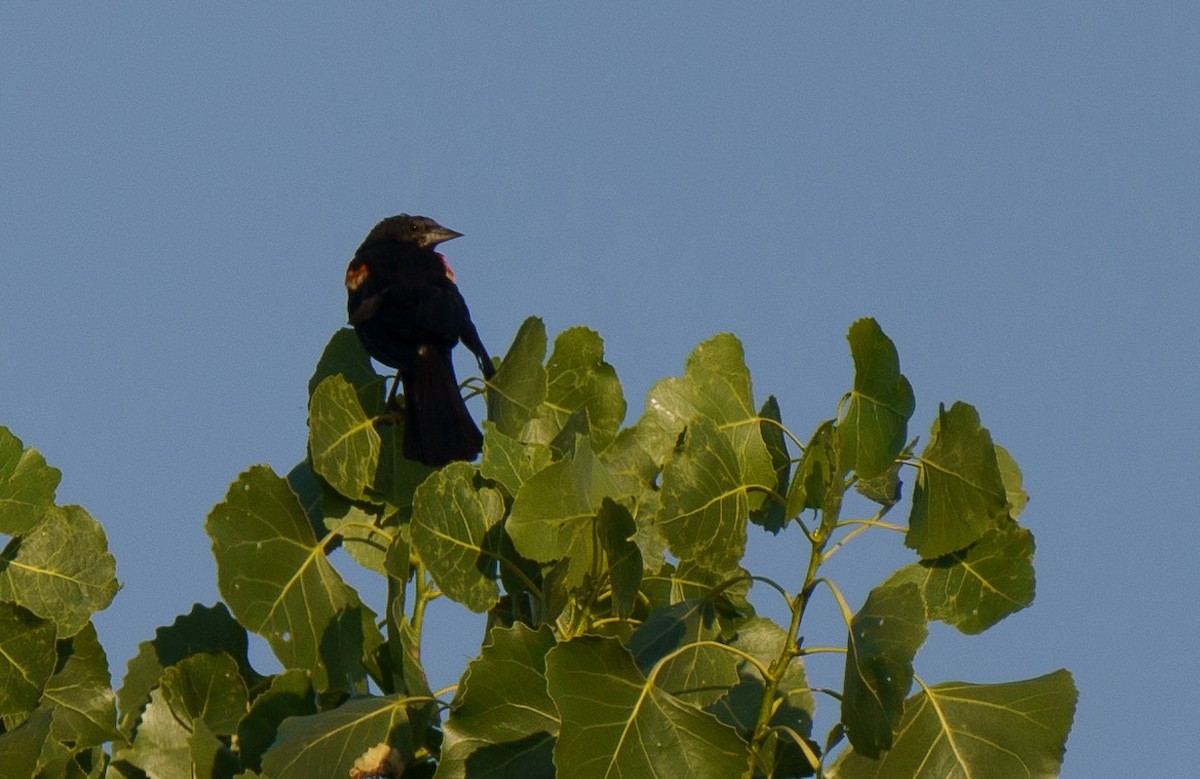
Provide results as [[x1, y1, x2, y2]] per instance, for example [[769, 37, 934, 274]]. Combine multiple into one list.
[[3, 5, 1197, 775]]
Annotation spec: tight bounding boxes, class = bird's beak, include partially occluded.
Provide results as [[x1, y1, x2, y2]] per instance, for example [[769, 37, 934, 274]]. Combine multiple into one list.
[[428, 225, 463, 246]]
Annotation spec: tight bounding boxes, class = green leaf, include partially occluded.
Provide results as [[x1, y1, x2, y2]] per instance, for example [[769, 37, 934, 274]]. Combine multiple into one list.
[[119, 653, 247, 778], [627, 600, 740, 708], [855, 438, 915, 508], [887, 521, 1035, 634], [117, 602, 258, 738], [597, 498, 642, 619], [0, 707, 52, 778], [0, 601, 57, 717], [839, 318, 915, 480], [750, 396, 791, 533], [842, 582, 928, 758], [545, 635, 748, 778], [374, 420, 435, 512], [707, 617, 816, 778], [308, 374, 383, 502], [507, 437, 619, 589], [907, 402, 1008, 558], [39, 622, 119, 753], [487, 317, 549, 439], [0, 426, 61, 536], [410, 462, 504, 612], [206, 466, 381, 692], [531, 326, 626, 452], [995, 444, 1029, 519], [786, 420, 838, 517], [479, 422, 553, 496], [236, 669, 315, 773], [0, 504, 118, 638], [438, 625, 559, 778], [657, 417, 774, 574], [828, 670, 1078, 779], [308, 327, 385, 408], [260, 695, 412, 779]]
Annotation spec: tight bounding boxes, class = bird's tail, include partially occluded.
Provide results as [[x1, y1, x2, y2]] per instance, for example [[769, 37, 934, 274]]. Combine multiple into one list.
[[400, 347, 484, 467]]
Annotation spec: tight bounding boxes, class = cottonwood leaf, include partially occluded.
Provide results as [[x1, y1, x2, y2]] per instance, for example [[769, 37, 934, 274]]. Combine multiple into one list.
[[261, 695, 412, 779], [36, 622, 118, 757], [438, 624, 559, 779], [908, 402, 1008, 558], [236, 669, 315, 773], [411, 462, 504, 612], [842, 582, 927, 758], [0, 504, 118, 638], [657, 417, 775, 575], [598, 498, 642, 619], [828, 670, 1077, 779], [840, 318, 914, 480], [0, 426, 61, 536], [206, 465, 381, 692], [786, 420, 838, 517], [117, 602, 257, 738], [487, 317, 549, 438], [995, 444, 1028, 519], [308, 327, 385, 408], [479, 422, 553, 496], [627, 600, 739, 708], [0, 601, 56, 717], [0, 707, 52, 779], [750, 395, 790, 533], [309, 374, 382, 503], [507, 437, 619, 589], [887, 521, 1035, 634], [531, 326, 626, 452], [545, 635, 747, 778]]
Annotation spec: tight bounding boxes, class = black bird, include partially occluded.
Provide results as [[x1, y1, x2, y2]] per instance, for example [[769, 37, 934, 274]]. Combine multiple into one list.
[[345, 214, 495, 466]]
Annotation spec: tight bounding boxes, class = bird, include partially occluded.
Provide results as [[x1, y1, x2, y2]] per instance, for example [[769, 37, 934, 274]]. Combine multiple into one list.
[[345, 214, 495, 466]]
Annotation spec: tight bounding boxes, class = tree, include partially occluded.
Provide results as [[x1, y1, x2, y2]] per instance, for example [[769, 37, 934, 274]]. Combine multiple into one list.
[[0, 317, 1075, 778]]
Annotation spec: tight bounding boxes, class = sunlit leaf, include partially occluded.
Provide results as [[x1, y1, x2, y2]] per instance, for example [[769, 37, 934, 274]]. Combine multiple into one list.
[[438, 624, 559, 778], [308, 327, 386, 410], [309, 375, 382, 503], [0, 707, 52, 778], [995, 444, 1028, 519], [0, 504, 118, 638], [411, 462, 504, 612], [829, 670, 1077, 779], [479, 422, 553, 496], [261, 695, 413, 779], [119, 653, 247, 777], [531, 326, 626, 452], [487, 317, 548, 439], [38, 622, 119, 754], [887, 521, 1035, 634], [657, 418, 775, 574], [0, 426, 61, 536], [507, 437, 619, 589], [545, 635, 748, 778], [117, 602, 258, 738], [0, 601, 56, 717], [839, 318, 914, 480], [206, 465, 381, 691], [842, 582, 927, 758], [908, 402, 1008, 558]]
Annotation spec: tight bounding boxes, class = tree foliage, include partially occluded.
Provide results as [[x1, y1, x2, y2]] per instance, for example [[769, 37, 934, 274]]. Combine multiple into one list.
[[0, 317, 1076, 777]]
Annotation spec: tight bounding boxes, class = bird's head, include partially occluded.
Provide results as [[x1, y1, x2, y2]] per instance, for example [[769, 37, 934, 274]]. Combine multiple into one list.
[[365, 214, 463, 249]]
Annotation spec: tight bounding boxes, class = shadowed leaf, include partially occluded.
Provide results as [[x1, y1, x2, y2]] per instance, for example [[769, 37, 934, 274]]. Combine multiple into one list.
[[839, 319, 914, 480]]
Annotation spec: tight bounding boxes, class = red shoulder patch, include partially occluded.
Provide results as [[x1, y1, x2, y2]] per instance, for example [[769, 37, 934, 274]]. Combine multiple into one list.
[[345, 262, 369, 291], [437, 253, 458, 283]]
